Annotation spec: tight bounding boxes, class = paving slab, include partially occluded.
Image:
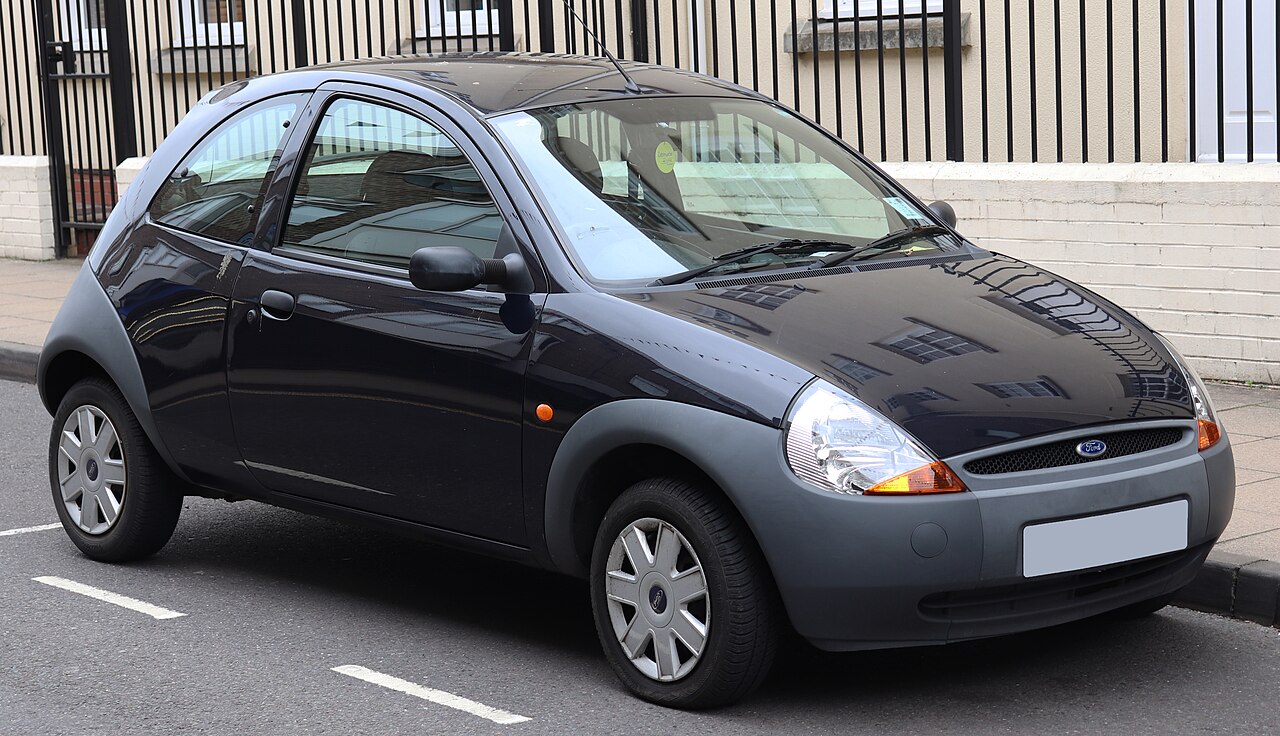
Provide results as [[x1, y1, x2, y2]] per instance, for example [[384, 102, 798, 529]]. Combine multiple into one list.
[[1230, 438, 1280, 475], [1235, 478, 1280, 516], [1218, 404, 1280, 438]]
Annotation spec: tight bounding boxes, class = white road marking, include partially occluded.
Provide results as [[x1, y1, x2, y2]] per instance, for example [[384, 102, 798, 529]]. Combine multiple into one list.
[[332, 664, 531, 725], [0, 523, 62, 537], [32, 576, 187, 620]]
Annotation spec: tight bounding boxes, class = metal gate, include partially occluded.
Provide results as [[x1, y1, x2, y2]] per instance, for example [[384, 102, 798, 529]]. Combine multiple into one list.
[[34, 0, 137, 258]]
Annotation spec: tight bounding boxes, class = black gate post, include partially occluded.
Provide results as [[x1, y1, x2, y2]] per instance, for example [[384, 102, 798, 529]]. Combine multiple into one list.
[[291, 0, 309, 68], [498, 0, 516, 51], [630, 1, 649, 62], [538, 0, 555, 52], [103, 0, 137, 163], [34, 0, 71, 258], [942, 0, 965, 161]]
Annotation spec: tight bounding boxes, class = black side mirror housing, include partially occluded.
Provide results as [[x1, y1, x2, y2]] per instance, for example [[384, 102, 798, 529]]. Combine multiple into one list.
[[928, 200, 958, 229], [408, 227, 535, 294]]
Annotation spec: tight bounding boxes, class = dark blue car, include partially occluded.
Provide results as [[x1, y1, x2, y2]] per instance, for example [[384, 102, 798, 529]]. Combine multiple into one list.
[[39, 53, 1234, 708]]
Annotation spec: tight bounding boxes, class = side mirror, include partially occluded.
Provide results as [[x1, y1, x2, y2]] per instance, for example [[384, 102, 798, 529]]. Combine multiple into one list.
[[928, 200, 958, 229], [409, 246, 534, 294]]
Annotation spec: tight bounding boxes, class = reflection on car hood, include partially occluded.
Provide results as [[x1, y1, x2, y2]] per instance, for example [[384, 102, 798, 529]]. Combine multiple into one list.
[[626, 254, 1195, 457]]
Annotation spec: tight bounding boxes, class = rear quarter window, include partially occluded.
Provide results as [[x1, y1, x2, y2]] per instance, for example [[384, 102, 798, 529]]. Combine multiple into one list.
[[149, 94, 307, 245]]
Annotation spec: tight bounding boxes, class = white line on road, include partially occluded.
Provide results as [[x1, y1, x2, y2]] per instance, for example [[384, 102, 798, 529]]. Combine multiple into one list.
[[0, 523, 62, 537], [332, 664, 531, 725], [32, 576, 187, 620]]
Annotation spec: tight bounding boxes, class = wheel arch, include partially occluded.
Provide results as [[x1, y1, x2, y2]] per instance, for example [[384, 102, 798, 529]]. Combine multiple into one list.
[[38, 265, 189, 483], [543, 399, 784, 578]]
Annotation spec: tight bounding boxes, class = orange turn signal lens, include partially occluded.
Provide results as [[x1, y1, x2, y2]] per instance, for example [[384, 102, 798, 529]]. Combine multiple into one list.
[[1197, 419, 1221, 451], [865, 461, 967, 495], [535, 403, 555, 422]]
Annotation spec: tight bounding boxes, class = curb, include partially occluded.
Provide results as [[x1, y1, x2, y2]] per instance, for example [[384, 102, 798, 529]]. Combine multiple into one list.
[[0, 341, 39, 384], [1173, 550, 1280, 628]]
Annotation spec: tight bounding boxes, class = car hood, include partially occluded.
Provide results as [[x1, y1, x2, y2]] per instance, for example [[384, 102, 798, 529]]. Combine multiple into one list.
[[623, 253, 1195, 458]]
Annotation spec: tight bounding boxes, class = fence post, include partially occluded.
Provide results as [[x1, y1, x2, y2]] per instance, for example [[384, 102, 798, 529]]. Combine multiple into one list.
[[103, 0, 137, 163], [498, 0, 516, 51], [291, 0, 309, 68], [630, 1, 649, 61], [538, 0, 555, 52], [34, 0, 71, 258], [943, 0, 965, 161]]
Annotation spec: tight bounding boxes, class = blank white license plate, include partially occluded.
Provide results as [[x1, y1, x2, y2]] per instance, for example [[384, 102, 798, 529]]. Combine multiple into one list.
[[1022, 499, 1189, 578]]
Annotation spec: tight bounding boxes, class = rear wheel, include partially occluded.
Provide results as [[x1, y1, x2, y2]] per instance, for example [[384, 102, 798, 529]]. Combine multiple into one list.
[[48, 377, 182, 562], [589, 477, 778, 709]]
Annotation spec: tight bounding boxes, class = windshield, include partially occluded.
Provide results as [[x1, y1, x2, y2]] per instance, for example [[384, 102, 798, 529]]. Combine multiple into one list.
[[492, 97, 966, 285]]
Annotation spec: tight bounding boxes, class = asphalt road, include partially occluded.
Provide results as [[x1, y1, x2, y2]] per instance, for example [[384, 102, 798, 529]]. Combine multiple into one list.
[[2, 377, 1278, 735]]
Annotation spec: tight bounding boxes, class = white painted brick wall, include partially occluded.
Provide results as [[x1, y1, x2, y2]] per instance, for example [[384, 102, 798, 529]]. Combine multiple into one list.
[[0, 156, 56, 261], [883, 162, 1280, 384]]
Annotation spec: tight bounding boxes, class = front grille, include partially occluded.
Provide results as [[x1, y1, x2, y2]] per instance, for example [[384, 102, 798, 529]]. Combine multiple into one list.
[[919, 541, 1211, 624], [963, 426, 1186, 476]]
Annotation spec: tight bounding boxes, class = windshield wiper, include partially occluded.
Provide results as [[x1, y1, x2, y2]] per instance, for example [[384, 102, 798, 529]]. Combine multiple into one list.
[[651, 239, 853, 286], [809, 225, 952, 270]]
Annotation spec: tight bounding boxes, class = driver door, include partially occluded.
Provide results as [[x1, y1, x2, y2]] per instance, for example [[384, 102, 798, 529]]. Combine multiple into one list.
[[226, 88, 539, 545]]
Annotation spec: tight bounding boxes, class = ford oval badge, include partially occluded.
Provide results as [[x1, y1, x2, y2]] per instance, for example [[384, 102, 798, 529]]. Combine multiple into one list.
[[1076, 439, 1108, 458]]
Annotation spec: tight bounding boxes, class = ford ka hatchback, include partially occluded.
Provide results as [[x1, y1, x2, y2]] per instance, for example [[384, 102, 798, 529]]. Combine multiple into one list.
[[39, 53, 1234, 709]]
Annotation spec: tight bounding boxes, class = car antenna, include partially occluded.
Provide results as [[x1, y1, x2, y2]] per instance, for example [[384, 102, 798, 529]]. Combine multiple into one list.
[[560, 0, 642, 94]]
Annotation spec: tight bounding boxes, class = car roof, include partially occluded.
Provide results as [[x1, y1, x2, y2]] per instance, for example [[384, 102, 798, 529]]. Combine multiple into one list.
[[301, 52, 760, 116]]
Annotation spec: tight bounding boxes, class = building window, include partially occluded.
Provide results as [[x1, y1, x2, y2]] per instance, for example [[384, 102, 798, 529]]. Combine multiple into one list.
[[876, 320, 993, 364], [826, 355, 888, 385], [419, 0, 498, 38], [884, 387, 952, 411], [64, 0, 107, 51], [978, 379, 1065, 400], [820, 0, 944, 20], [176, 0, 246, 47], [712, 284, 808, 311]]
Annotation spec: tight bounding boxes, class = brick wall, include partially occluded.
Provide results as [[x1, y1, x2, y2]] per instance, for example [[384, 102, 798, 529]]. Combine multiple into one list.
[[0, 157, 56, 261], [884, 162, 1280, 384]]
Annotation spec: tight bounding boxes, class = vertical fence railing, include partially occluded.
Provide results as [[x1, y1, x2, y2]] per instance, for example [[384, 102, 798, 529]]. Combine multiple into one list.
[[5, 0, 1280, 172]]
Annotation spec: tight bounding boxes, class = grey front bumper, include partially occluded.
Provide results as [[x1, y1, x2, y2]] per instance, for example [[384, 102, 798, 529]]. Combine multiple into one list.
[[727, 419, 1234, 651]]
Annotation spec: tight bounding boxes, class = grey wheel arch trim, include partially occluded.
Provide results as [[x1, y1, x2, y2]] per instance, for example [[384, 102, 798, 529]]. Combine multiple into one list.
[[37, 264, 189, 483], [543, 398, 783, 578]]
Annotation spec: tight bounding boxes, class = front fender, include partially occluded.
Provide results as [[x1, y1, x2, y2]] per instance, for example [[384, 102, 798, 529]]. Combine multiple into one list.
[[542, 399, 784, 577], [38, 264, 188, 482]]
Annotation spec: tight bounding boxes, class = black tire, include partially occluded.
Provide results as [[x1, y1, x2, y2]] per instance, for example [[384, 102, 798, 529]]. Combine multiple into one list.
[[589, 477, 778, 709], [48, 377, 182, 562]]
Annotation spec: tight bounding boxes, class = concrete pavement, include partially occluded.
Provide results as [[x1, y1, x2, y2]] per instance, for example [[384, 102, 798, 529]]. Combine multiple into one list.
[[1, 256, 1278, 627]]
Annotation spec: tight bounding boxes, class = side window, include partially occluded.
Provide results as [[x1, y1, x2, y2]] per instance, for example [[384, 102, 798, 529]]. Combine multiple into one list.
[[149, 94, 305, 245], [281, 98, 503, 269]]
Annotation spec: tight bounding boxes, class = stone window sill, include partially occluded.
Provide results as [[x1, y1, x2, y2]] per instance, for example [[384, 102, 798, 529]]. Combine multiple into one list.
[[786, 13, 971, 54], [151, 46, 255, 76]]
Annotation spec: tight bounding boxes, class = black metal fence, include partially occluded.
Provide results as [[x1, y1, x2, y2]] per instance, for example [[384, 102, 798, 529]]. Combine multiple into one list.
[[0, 1, 1277, 255]]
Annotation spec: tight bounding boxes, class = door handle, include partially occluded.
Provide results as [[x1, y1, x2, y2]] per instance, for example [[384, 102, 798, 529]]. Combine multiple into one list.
[[260, 290, 296, 320]]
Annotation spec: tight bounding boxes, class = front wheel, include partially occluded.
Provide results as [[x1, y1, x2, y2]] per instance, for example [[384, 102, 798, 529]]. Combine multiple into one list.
[[589, 477, 778, 709], [48, 377, 182, 562]]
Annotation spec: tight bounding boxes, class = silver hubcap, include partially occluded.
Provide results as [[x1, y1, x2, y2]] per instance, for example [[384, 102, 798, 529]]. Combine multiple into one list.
[[604, 518, 710, 682], [57, 405, 126, 535]]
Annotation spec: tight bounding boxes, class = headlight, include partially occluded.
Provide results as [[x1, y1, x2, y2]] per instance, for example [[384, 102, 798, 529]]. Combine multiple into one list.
[[784, 380, 966, 495], [1154, 333, 1222, 451]]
